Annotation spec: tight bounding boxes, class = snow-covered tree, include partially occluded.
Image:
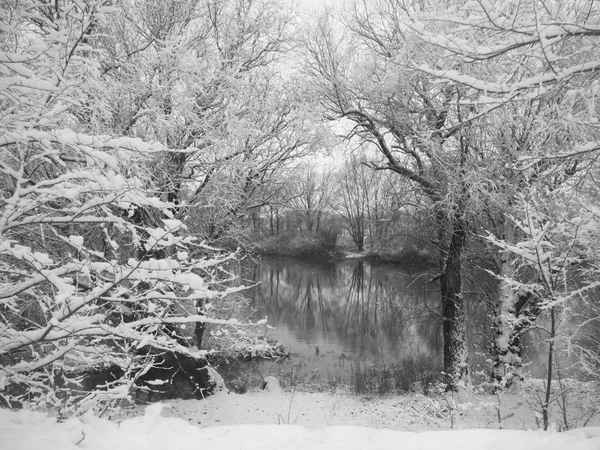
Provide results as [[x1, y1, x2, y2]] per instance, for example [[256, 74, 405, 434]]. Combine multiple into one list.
[[86, 0, 319, 241], [485, 185, 600, 428], [302, 0, 600, 390], [303, 3, 481, 388], [409, 0, 600, 385], [0, 0, 250, 414]]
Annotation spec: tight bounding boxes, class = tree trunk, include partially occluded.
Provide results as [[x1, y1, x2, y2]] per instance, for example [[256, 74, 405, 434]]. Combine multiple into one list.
[[490, 219, 541, 389], [194, 299, 208, 349], [356, 221, 364, 252], [492, 257, 524, 386], [440, 215, 470, 390]]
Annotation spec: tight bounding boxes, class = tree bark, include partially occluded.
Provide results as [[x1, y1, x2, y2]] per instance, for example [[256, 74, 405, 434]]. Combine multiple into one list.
[[194, 299, 208, 349], [492, 257, 523, 386], [490, 221, 539, 388], [440, 213, 470, 389]]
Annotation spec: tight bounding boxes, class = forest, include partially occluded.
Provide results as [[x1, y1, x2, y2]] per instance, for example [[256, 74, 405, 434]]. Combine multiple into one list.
[[1, 0, 600, 432]]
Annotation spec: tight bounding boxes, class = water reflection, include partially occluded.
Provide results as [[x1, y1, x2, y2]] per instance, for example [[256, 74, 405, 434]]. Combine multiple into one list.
[[232, 257, 447, 390]]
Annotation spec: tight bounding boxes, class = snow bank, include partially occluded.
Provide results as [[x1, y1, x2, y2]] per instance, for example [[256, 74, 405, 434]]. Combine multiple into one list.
[[1, 404, 599, 450]]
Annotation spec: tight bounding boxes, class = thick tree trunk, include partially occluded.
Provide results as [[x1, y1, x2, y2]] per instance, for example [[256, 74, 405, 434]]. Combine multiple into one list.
[[490, 220, 541, 388], [440, 224, 470, 389]]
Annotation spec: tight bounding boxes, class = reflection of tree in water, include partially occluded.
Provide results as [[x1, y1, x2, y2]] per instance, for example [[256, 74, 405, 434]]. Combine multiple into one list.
[[238, 258, 341, 337], [224, 257, 501, 388], [240, 258, 444, 365], [340, 262, 442, 362]]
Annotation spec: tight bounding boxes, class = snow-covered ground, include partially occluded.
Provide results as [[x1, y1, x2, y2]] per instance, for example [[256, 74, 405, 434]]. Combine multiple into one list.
[[3, 385, 600, 449], [2, 401, 600, 450]]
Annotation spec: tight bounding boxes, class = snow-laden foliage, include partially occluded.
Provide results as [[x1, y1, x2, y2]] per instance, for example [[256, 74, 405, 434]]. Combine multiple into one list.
[[413, 0, 600, 166], [84, 0, 319, 243], [0, 0, 254, 414], [485, 193, 600, 310], [484, 188, 600, 427]]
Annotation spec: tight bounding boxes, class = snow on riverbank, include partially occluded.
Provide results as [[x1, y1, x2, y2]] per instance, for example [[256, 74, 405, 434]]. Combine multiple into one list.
[[2, 401, 600, 450], [3, 381, 600, 449], [114, 385, 599, 431]]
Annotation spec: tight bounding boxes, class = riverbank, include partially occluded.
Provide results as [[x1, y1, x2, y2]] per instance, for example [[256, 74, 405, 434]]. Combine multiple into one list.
[[114, 380, 600, 431], [240, 232, 435, 264], [4, 374, 599, 448], [246, 246, 435, 265]]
